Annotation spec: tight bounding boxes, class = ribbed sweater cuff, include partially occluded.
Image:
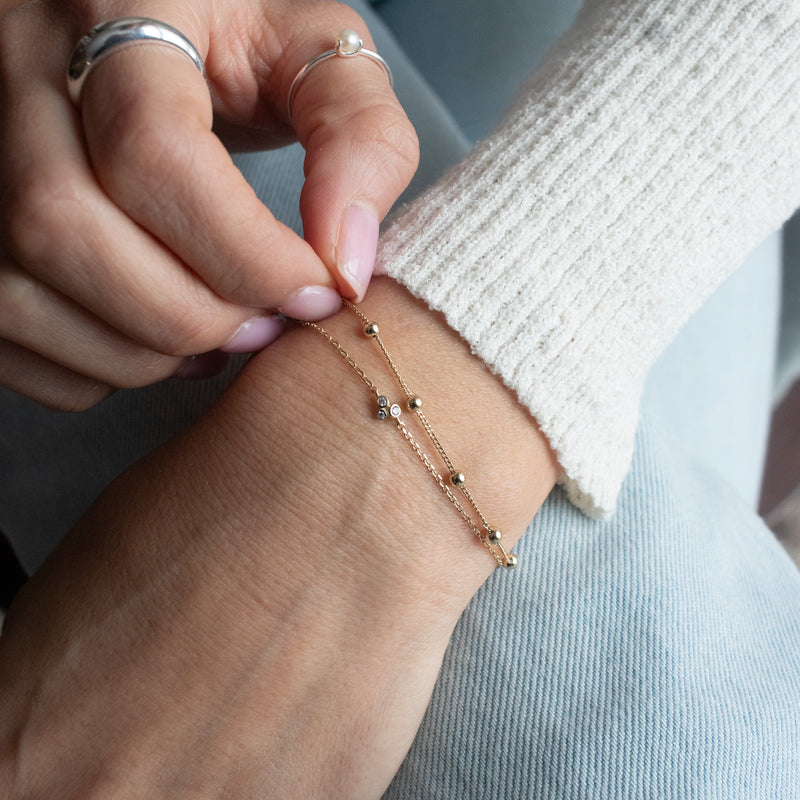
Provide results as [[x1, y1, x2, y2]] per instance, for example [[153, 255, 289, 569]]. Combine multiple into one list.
[[376, 0, 800, 517]]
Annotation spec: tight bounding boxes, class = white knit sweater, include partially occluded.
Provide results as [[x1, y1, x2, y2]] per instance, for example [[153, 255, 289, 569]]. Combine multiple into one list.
[[377, 0, 800, 517]]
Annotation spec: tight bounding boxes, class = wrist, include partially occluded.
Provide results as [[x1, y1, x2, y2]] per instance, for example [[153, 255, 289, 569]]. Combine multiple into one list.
[[233, 277, 558, 604]]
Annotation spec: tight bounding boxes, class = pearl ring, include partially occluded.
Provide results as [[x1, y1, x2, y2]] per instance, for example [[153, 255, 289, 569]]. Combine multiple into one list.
[[287, 29, 393, 124]]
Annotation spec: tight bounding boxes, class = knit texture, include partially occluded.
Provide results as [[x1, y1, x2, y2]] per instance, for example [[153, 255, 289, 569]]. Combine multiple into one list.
[[376, 0, 800, 517]]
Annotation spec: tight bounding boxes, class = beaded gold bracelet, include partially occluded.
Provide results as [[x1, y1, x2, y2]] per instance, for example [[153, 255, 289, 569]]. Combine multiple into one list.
[[303, 301, 517, 570]]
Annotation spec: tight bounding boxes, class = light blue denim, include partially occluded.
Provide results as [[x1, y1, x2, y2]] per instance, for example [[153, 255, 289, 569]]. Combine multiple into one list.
[[1, 0, 799, 796]]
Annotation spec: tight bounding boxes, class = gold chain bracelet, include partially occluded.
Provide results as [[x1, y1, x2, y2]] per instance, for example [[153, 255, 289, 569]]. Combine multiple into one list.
[[303, 301, 517, 570]]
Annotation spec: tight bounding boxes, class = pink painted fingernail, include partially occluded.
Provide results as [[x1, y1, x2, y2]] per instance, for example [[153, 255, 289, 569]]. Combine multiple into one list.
[[337, 203, 379, 301], [174, 350, 229, 380], [221, 315, 284, 353], [279, 286, 342, 321]]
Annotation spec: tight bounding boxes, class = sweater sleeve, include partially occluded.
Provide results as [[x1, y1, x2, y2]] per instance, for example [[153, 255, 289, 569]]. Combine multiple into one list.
[[375, 0, 800, 517]]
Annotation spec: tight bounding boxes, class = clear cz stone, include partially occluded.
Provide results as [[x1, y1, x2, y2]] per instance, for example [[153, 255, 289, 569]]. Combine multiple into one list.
[[377, 396, 388, 408], [390, 404, 402, 418], [377, 409, 387, 420]]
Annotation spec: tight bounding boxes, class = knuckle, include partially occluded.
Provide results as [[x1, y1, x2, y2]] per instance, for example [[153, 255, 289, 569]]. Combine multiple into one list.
[[198, 258, 259, 307], [371, 107, 420, 184], [310, 102, 420, 191], [2, 170, 82, 267], [0, 267, 36, 331], [92, 104, 198, 211]]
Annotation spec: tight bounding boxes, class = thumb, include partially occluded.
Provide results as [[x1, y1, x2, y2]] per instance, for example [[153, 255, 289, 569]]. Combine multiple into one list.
[[286, 24, 419, 301]]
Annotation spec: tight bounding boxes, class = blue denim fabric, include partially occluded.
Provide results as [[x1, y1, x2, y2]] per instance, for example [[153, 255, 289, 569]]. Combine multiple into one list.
[[384, 421, 800, 798]]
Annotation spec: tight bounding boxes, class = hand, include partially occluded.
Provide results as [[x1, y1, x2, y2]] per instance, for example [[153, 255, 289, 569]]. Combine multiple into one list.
[[0, 278, 557, 798], [0, 0, 418, 410]]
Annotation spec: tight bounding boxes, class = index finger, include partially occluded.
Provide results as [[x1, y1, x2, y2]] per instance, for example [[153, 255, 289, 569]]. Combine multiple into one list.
[[78, 30, 341, 320]]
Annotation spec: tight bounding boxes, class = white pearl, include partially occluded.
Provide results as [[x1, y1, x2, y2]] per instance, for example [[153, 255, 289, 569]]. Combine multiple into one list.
[[338, 29, 362, 55]]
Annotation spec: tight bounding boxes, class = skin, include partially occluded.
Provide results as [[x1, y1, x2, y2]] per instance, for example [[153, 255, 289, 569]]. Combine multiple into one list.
[[0, 278, 559, 798], [0, 0, 418, 408], [0, 2, 557, 794]]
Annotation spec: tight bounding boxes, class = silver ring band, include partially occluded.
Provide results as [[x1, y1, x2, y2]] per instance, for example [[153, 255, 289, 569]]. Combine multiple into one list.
[[67, 17, 205, 107], [287, 29, 393, 124]]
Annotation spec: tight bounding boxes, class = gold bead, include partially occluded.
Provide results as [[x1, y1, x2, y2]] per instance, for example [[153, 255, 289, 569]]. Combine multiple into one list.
[[505, 554, 518, 569], [408, 396, 423, 410], [451, 472, 466, 487], [488, 528, 502, 543], [364, 321, 380, 337]]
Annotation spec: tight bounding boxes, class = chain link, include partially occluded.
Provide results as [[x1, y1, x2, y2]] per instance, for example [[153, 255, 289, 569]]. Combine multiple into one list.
[[302, 303, 516, 570]]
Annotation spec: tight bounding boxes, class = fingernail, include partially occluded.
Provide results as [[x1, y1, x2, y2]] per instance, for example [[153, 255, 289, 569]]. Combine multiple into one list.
[[337, 204, 379, 301], [221, 315, 284, 353], [174, 350, 229, 380], [279, 286, 342, 321]]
